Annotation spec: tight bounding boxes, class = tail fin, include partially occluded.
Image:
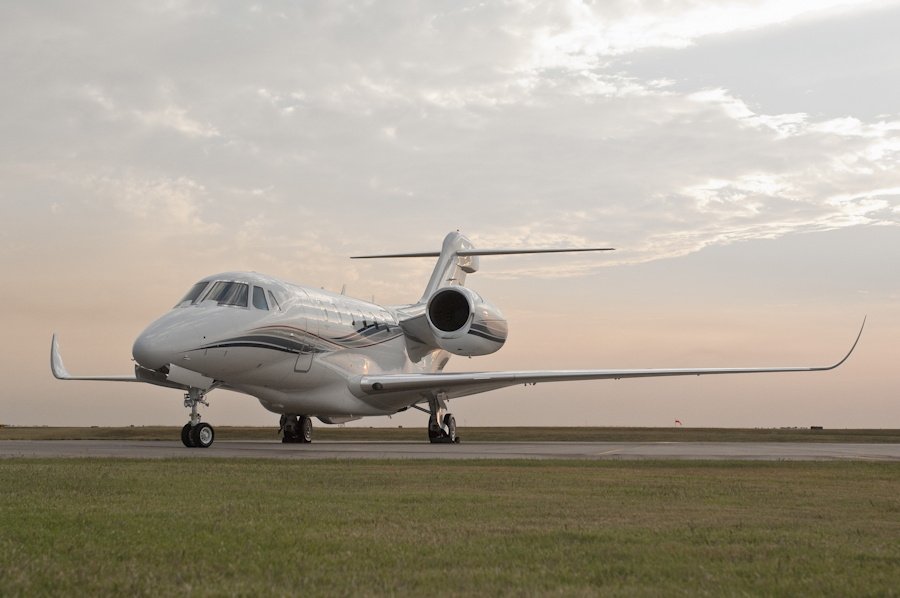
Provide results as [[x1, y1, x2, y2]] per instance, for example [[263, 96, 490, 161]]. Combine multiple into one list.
[[352, 231, 615, 304], [352, 232, 477, 303], [419, 232, 478, 302]]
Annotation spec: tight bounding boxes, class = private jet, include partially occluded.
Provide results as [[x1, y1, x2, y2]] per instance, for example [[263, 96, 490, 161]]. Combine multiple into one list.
[[51, 231, 863, 448]]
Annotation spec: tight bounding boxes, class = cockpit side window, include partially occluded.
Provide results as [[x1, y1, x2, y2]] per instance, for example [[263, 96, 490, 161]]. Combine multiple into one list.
[[252, 286, 269, 310], [267, 290, 282, 311], [203, 281, 249, 307], [176, 282, 209, 307]]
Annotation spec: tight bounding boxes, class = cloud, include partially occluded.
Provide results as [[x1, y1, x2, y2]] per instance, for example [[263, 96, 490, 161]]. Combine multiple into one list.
[[2, 0, 900, 429], [524, 0, 895, 68], [2, 0, 899, 282], [81, 173, 220, 235], [82, 84, 219, 138]]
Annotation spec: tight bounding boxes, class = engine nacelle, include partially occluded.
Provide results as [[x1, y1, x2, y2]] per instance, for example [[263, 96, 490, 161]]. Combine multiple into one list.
[[426, 286, 508, 356]]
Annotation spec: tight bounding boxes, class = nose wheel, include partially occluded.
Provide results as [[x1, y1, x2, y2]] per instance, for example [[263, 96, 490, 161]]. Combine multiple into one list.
[[181, 388, 215, 448], [181, 422, 215, 448]]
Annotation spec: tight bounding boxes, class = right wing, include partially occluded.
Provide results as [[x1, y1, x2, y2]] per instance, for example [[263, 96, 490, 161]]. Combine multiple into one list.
[[51, 334, 139, 382], [354, 318, 865, 400], [51, 334, 191, 390]]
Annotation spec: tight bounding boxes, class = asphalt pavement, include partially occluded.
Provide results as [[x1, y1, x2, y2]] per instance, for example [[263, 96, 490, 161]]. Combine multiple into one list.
[[2, 440, 899, 460]]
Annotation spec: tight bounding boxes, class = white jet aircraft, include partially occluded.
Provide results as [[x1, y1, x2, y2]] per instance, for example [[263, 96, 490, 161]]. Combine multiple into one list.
[[51, 231, 864, 448]]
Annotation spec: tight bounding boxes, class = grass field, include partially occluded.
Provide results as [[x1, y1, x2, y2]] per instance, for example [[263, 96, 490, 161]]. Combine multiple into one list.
[[1, 459, 898, 596], [1, 425, 898, 443]]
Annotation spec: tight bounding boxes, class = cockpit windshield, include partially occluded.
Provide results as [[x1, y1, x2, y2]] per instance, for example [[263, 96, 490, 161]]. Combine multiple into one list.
[[203, 281, 250, 307], [175, 282, 210, 307]]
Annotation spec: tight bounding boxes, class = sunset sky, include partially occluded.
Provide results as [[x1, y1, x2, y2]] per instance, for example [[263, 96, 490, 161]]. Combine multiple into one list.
[[2, 0, 898, 428]]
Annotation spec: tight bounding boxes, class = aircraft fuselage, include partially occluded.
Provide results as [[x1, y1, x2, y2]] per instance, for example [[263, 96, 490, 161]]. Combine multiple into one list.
[[132, 271, 443, 421]]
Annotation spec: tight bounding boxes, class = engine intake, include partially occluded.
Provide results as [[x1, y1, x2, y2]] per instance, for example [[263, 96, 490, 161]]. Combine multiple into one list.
[[425, 287, 507, 356], [429, 288, 471, 332]]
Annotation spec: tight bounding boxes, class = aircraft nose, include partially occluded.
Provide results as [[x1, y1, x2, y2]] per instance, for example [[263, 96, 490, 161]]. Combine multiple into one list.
[[133, 308, 222, 371], [133, 312, 193, 371], [132, 327, 173, 371]]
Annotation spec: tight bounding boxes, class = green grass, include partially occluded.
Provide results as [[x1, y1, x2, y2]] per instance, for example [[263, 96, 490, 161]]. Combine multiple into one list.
[[2, 426, 898, 442], [1, 460, 898, 596]]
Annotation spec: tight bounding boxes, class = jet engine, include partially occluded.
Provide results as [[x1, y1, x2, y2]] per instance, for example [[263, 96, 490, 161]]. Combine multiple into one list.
[[426, 286, 508, 356]]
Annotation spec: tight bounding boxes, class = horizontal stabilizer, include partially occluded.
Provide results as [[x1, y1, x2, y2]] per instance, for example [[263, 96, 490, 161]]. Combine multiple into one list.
[[354, 232, 616, 303], [351, 247, 614, 259]]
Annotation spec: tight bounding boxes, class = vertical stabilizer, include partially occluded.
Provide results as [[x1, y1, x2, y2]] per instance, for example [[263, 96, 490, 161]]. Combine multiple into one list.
[[419, 232, 478, 303]]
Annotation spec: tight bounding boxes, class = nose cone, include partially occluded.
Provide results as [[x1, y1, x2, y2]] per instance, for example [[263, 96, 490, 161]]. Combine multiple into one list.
[[133, 310, 201, 370], [133, 321, 176, 371]]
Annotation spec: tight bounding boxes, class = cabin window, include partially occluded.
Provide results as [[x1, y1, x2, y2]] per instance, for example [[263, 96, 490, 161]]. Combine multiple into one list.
[[203, 281, 249, 307], [176, 282, 209, 307], [252, 286, 269, 310]]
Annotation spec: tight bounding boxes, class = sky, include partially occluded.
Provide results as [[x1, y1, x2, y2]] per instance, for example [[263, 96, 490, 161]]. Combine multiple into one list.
[[1, 0, 899, 429]]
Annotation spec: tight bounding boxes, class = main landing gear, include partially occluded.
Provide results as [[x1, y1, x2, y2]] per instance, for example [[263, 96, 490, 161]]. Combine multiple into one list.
[[427, 392, 459, 444], [181, 387, 215, 448], [280, 414, 313, 443]]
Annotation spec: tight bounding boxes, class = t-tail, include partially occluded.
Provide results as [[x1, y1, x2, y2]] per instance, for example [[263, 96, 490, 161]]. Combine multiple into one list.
[[352, 231, 614, 303], [352, 232, 614, 361]]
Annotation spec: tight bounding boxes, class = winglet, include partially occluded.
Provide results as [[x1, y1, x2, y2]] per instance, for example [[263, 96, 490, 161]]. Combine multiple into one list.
[[50, 333, 71, 379], [49, 334, 139, 382], [826, 316, 866, 370]]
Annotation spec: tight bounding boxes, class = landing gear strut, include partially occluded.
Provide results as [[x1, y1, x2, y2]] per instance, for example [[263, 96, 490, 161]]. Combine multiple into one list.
[[280, 414, 313, 443], [181, 387, 214, 448], [427, 392, 459, 444]]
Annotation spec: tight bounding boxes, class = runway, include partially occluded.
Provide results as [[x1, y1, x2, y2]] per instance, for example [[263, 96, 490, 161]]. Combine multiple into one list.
[[2, 440, 899, 460]]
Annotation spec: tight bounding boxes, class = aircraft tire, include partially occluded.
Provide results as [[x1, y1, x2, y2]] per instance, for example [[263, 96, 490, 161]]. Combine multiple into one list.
[[443, 414, 457, 444], [190, 422, 215, 448], [299, 416, 312, 443], [427, 415, 442, 443], [181, 423, 196, 448]]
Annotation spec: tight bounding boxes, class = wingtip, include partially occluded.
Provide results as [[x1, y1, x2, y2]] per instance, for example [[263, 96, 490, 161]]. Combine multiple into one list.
[[50, 333, 70, 379], [830, 316, 866, 370]]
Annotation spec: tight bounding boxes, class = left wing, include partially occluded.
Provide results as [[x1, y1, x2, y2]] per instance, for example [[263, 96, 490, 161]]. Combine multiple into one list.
[[354, 319, 865, 400]]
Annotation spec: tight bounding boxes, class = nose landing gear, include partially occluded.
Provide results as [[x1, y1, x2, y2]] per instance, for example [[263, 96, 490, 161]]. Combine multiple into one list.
[[181, 388, 215, 448]]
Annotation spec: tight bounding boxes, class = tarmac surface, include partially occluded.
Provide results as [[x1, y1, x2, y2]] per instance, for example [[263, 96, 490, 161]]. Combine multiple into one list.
[[2, 440, 900, 460]]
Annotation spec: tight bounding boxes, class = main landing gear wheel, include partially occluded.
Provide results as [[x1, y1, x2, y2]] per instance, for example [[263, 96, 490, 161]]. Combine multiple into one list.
[[444, 414, 457, 443], [428, 413, 459, 444], [281, 415, 313, 444]]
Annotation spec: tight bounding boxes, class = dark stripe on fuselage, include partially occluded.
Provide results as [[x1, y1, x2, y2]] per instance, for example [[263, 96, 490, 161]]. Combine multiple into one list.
[[200, 326, 403, 357], [200, 341, 314, 354]]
